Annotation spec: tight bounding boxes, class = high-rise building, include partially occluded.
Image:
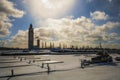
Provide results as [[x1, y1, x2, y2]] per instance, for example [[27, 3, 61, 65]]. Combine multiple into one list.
[[28, 24, 34, 50]]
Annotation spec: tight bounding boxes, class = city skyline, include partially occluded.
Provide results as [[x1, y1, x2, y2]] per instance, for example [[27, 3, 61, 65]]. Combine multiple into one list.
[[0, 0, 120, 49]]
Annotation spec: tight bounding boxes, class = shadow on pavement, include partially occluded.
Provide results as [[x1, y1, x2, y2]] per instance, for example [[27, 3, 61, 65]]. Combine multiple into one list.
[[0, 67, 80, 78], [0, 61, 21, 63], [0, 64, 30, 68]]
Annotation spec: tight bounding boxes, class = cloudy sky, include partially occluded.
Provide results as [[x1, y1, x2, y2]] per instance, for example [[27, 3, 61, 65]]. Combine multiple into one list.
[[0, 0, 120, 48]]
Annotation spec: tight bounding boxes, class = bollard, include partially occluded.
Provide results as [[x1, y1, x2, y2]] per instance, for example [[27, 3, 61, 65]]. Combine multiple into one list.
[[41, 63, 44, 68], [20, 58, 23, 61], [47, 64, 50, 74], [11, 69, 14, 76], [33, 60, 35, 63], [28, 60, 31, 64]]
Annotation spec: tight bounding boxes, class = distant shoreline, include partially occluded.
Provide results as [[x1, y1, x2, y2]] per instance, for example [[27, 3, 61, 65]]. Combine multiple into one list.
[[0, 52, 118, 56]]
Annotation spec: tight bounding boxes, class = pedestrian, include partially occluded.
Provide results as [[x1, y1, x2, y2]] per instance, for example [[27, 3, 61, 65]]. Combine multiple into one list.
[[20, 58, 22, 61], [81, 59, 84, 69]]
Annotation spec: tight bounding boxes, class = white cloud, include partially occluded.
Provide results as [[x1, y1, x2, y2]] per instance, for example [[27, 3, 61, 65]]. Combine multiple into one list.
[[9, 30, 28, 48], [43, 16, 94, 40], [0, 20, 12, 37], [108, 0, 112, 2], [94, 22, 120, 33], [90, 11, 109, 20], [86, 22, 120, 42], [86, 32, 120, 43], [23, 0, 76, 19], [0, 0, 25, 37]]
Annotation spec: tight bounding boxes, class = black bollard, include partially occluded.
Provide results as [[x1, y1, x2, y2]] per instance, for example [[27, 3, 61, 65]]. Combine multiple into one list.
[[47, 64, 50, 74], [28, 60, 31, 64], [11, 69, 14, 76], [20, 58, 22, 61], [41, 63, 44, 68], [33, 60, 35, 63]]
